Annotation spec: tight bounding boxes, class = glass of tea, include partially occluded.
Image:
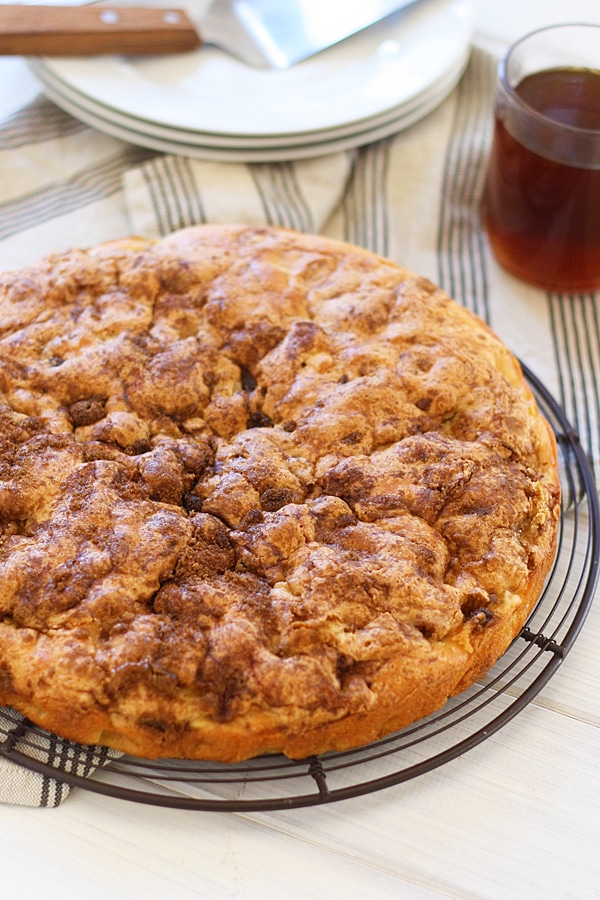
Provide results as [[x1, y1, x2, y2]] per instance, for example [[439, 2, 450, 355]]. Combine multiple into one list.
[[481, 24, 600, 293]]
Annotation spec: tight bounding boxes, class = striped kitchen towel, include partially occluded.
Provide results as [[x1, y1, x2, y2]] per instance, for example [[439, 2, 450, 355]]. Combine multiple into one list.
[[0, 43, 597, 805], [0, 707, 118, 807]]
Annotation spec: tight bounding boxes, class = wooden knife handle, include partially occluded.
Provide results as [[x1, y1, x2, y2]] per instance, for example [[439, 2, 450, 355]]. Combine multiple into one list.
[[0, 5, 202, 56]]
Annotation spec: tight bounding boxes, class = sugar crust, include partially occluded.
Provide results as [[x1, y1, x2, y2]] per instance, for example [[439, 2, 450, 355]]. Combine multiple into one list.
[[0, 225, 560, 760]]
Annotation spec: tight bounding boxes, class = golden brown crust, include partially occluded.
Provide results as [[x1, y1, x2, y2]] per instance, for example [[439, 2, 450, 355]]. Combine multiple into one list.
[[0, 225, 560, 761]]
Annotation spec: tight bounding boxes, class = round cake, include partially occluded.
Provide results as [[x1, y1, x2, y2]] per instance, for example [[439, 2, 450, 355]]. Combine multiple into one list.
[[0, 225, 560, 761]]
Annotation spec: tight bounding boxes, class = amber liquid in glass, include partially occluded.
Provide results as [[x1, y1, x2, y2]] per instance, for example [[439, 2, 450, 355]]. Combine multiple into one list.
[[482, 67, 600, 292]]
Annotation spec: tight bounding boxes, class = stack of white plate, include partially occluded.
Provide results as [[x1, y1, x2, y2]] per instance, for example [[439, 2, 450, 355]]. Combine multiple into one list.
[[30, 0, 474, 162]]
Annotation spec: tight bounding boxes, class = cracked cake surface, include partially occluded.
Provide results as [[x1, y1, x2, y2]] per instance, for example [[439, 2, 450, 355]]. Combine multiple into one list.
[[0, 225, 560, 760]]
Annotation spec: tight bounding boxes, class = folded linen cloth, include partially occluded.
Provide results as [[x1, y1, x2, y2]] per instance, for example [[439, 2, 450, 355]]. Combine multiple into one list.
[[0, 44, 597, 805]]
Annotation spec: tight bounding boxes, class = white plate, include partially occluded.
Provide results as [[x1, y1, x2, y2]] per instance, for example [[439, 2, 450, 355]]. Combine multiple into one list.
[[38, 0, 474, 137], [31, 48, 469, 149], [35, 63, 462, 162]]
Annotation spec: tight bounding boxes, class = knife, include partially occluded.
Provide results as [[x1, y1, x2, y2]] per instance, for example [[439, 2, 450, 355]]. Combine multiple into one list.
[[0, 0, 420, 68]]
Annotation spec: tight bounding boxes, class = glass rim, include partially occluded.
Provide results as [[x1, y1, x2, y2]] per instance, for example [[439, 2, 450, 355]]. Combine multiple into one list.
[[499, 22, 600, 140]]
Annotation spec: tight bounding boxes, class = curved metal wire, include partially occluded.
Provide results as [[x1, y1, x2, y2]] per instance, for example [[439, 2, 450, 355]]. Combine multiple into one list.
[[1, 365, 598, 810]]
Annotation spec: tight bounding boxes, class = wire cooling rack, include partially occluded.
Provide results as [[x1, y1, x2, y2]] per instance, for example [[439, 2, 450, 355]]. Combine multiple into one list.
[[1, 364, 598, 810]]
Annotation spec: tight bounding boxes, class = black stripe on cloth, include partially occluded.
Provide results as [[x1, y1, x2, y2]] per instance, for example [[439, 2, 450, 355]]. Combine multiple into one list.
[[51, 774, 68, 807], [173, 157, 206, 228], [40, 774, 51, 808], [250, 164, 288, 228], [0, 96, 87, 150], [342, 142, 389, 255], [281, 163, 314, 232], [42, 732, 64, 807], [548, 293, 600, 486], [250, 162, 314, 231], [0, 146, 155, 242], [437, 47, 496, 320], [141, 156, 206, 236]]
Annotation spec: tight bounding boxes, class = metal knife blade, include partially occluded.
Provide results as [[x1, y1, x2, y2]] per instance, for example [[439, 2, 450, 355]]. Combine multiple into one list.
[[199, 0, 420, 69], [0, 0, 420, 67]]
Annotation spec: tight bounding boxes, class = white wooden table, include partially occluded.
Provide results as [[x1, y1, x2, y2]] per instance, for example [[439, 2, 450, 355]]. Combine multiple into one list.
[[1, 2, 599, 897]]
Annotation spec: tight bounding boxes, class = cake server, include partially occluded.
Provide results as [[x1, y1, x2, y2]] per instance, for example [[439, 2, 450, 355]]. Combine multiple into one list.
[[0, 0, 420, 67]]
